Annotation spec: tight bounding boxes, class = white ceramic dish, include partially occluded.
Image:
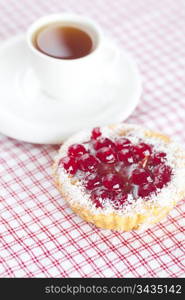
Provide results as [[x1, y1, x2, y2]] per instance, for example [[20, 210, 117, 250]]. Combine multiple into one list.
[[0, 35, 141, 144]]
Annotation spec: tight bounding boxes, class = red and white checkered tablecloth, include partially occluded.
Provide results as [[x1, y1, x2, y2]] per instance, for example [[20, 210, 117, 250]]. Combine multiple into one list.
[[0, 0, 185, 278]]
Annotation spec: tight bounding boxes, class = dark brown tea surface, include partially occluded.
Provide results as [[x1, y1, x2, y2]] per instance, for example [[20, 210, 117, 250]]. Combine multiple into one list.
[[33, 25, 93, 59]]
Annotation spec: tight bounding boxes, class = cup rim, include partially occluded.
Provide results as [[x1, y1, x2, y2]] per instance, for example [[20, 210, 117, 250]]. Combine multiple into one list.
[[27, 13, 102, 62]]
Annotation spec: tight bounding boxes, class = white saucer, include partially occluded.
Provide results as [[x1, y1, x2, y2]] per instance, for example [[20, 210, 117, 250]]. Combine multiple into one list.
[[0, 35, 141, 144]]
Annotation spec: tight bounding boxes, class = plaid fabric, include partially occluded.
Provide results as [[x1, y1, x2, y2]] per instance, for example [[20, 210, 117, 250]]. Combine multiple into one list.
[[0, 0, 185, 277]]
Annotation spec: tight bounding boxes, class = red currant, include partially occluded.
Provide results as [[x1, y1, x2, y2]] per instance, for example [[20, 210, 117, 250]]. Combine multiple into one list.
[[84, 173, 101, 190], [91, 127, 102, 140], [60, 156, 78, 175], [78, 153, 98, 172], [118, 148, 134, 165], [149, 152, 166, 166], [91, 189, 113, 208], [68, 143, 87, 157], [153, 164, 172, 188], [131, 168, 152, 185], [96, 147, 117, 164], [102, 174, 123, 190], [93, 137, 115, 151], [138, 183, 156, 197]]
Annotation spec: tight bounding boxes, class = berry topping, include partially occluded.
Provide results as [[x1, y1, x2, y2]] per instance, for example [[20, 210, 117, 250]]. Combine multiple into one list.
[[131, 168, 152, 185], [112, 192, 128, 209], [148, 152, 166, 166], [115, 138, 131, 150], [91, 189, 113, 208], [93, 137, 115, 151], [78, 153, 98, 172], [61, 127, 173, 208], [84, 173, 101, 190], [118, 148, 134, 165], [97, 163, 117, 175], [137, 143, 152, 155], [153, 164, 172, 188], [91, 127, 102, 140], [96, 147, 117, 163], [102, 174, 123, 191], [138, 183, 156, 197], [92, 198, 103, 208], [132, 143, 152, 162], [68, 143, 87, 157], [60, 156, 78, 175]]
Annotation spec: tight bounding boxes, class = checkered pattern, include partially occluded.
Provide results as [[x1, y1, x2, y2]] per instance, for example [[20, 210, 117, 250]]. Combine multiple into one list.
[[0, 0, 185, 277]]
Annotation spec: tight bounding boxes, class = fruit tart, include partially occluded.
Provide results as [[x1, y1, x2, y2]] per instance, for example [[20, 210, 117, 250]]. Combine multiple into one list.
[[53, 123, 185, 231]]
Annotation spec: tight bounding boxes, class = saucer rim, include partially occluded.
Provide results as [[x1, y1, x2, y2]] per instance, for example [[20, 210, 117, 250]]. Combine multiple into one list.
[[0, 34, 142, 144]]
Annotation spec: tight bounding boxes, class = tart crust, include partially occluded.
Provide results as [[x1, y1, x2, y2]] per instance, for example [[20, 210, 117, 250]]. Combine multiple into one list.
[[53, 124, 185, 231]]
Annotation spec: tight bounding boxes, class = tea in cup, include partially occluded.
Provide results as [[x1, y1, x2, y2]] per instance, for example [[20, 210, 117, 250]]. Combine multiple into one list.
[[27, 14, 119, 100]]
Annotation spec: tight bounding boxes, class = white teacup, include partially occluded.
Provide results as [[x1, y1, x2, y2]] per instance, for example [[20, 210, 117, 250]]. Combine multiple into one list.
[[27, 13, 119, 100]]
